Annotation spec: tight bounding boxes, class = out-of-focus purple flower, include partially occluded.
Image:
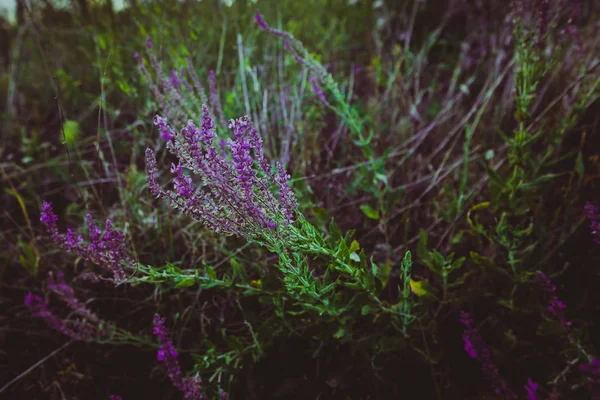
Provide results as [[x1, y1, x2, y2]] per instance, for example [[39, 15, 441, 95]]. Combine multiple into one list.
[[584, 202, 600, 244], [309, 75, 329, 107], [537, 272, 572, 330], [208, 70, 227, 128], [525, 378, 539, 400], [25, 273, 109, 341], [154, 115, 176, 142], [254, 12, 269, 30], [109, 396, 123, 400], [39, 202, 132, 282], [152, 314, 204, 400], [459, 311, 517, 399], [170, 69, 180, 89]]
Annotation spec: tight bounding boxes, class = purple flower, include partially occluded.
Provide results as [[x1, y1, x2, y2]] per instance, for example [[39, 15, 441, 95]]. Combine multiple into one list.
[[39, 202, 132, 282], [154, 115, 176, 141], [459, 311, 517, 399], [109, 396, 123, 400], [145, 107, 297, 241], [25, 273, 109, 341], [152, 314, 204, 400], [309, 75, 328, 106], [254, 12, 269, 30], [584, 202, 600, 244], [170, 69, 180, 89], [537, 272, 572, 330], [524, 378, 539, 400], [208, 70, 227, 128]]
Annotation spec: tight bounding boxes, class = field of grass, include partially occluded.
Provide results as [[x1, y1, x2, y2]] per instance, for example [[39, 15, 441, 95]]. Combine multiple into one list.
[[2, 0, 600, 399]]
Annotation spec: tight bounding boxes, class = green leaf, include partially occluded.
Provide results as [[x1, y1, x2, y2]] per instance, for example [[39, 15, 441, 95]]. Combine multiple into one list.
[[205, 265, 217, 280], [359, 204, 380, 220], [176, 277, 196, 288], [62, 120, 80, 146], [409, 279, 433, 298], [361, 304, 380, 316], [231, 258, 249, 283]]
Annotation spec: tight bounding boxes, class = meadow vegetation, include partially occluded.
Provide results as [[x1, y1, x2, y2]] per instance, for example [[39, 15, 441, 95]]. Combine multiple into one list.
[[1, 0, 600, 399]]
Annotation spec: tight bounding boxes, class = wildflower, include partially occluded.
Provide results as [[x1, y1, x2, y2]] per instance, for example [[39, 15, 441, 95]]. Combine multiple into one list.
[[152, 314, 204, 400], [136, 39, 226, 131], [537, 272, 572, 330], [524, 378, 539, 400], [459, 311, 517, 399], [145, 106, 297, 242], [254, 12, 269, 30], [309, 75, 329, 107], [25, 272, 110, 341], [39, 201, 133, 282]]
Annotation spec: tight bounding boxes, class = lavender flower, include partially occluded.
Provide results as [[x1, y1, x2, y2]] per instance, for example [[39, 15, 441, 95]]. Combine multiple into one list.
[[145, 106, 297, 242], [459, 311, 517, 399], [136, 39, 228, 131], [40, 201, 133, 282], [584, 202, 600, 244], [309, 75, 329, 106], [525, 378, 539, 400], [25, 273, 110, 341], [537, 272, 572, 330], [152, 314, 205, 400], [209, 70, 227, 128]]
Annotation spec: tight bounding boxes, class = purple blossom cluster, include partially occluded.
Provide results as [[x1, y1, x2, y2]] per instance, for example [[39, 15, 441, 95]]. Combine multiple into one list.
[[536, 272, 572, 330], [145, 105, 297, 240], [40, 201, 133, 282], [459, 311, 517, 399], [152, 314, 207, 400], [25, 272, 110, 341], [135, 37, 225, 131], [584, 202, 600, 244]]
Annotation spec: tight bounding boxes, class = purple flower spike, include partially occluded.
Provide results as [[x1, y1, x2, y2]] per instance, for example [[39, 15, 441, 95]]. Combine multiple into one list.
[[537, 272, 572, 330], [39, 201, 133, 282], [145, 107, 297, 241], [153, 314, 204, 400], [584, 202, 600, 244], [255, 12, 269, 30], [459, 311, 517, 399], [524, 378, 539, 400], [170, 69, 181, 89]]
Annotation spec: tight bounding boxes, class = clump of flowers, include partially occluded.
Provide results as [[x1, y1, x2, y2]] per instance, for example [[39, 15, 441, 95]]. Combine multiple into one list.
[[537, 272, 572, 330], [145, 105, 297, 242], [40, 201, 134, 282], [25, 272, 112, 341], [459, 311, 517, 399], [152, 314, 206, 400]]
